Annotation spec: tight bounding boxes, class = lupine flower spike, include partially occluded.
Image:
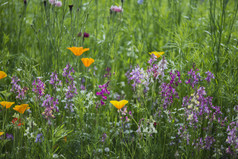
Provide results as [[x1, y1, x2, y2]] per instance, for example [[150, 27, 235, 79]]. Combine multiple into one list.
[[67, 47, 89, 56], [110, 100, 128, 110]]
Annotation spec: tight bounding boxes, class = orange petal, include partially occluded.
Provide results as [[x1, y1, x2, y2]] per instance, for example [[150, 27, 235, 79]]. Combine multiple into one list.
[[0, 101, 15, 109], [0, 71, 7, 79]]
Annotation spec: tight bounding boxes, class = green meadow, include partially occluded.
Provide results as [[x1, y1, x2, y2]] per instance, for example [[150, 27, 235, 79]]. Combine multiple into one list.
[[0, 0, 237, 158]]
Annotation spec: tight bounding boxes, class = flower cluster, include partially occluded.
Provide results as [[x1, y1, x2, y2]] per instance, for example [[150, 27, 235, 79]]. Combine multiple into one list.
[[11, 76, 28, 100], [205, 71, 215, 83], [226, 121, 238, 154], [42, 94, 59, 124], [126, 65, 145, 91], [32, 78, 45, 99], [185, 66, 202, 89], [161, 71, 181, 109], [49, 71, 62, 90], [96, 81, 110, 106], [35, 133, 44, 143], [63, 64, 78, 112]]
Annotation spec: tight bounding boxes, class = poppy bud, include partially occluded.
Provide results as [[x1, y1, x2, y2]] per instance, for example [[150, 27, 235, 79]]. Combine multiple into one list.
[[69, 4, 73, 12], [43, 0, 47, 7], [24, 0, 27, 5]]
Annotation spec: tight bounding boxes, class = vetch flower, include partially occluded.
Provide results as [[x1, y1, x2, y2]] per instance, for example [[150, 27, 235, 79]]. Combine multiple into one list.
[[138, 0, 144, 4], [78, 32, 90, 38], [0, 71, 7, 79], [149, 51, 165, 58], [13, 104, 30, 114], [67, 47, 89, 56], [110, 100, 128, 110], [81, 58, 95, 67], [0, 101, 15, 109]]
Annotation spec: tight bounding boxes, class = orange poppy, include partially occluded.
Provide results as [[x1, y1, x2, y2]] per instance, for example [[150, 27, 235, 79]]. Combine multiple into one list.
[[0, 101, 15, 109], [0, 132, 4, 136], [0, 71, 7, 79], [13, 104, 30, 114], [67, 47, 89, 56], [81, 58, 95, 67], [110, 100, 128, 110], [149, 51, 165, 58]]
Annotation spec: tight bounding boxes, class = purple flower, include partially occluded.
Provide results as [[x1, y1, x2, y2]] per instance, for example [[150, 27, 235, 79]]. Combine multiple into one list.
[[78, 32, 90, 38], [101, 133, 107, 142], [138, 0, 144, 4], [63, 64, 78, 112], [96, 81, 110, 106], [42, 94, 59, 122], [226, 121, 238, 154], [32, 78, 45, 98], [49, 71, 62, 90], [185, 66, 202, 89], [205, 71, 215, 83], [35, 133, 44, 143], [104, 67, 112, 79], [126, 65, 145, 91], [11, 76, 28, 100], [6, 133, 14, 140]]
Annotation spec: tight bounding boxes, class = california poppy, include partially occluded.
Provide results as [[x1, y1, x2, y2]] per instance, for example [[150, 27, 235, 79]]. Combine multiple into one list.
[[0, 101, 15, 109], [0, 132, 4, 136], [67, 47, 89, 56], [13, 104, 30, 114], [110, 100, 128, 110], [149, 51, 165, 58], [0, 71, 7, 79], [81, 58, 95, 67]]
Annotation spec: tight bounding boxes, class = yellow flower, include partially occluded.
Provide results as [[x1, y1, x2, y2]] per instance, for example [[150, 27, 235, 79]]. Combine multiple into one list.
[[149, 51, 165, 58], [0, 101, 15, 109], [110, 100, 128, 110], [13, 104, 30, 114], [0, 132, 4, 136], [0, 71, 7, 79], [81, 58, 95, 67], [67, 47, 89, 56]]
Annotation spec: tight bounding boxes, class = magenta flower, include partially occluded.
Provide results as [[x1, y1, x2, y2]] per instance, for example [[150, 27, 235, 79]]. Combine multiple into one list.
[[55, 1, 62, 7], [110, 5, 123, 13]]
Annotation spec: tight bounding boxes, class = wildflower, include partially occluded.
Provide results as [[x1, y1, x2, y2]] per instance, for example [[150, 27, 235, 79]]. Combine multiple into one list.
[[49, 0, 55, 5], [12, 118, 23, 126], [81, 58, 95, 67], [13, 104, 30, 114], [101, 133, 107, 142], [6, 133, 14, 140], [0, 132, 4, 136], [78, 32, 90, 38], [149, 51, 164, 58], [205, 71, 215, 83], [42, 94, 59, 121], [0, 71, 7, 79], [55, 1, 62, 7], [96, 81, 110, 106], [110, 100, 128, 110], [11, 76, 28, 100], [126, 65, 145, 91], [110, 5, 123, 13], [35, 133, 44, 143], [32, 78, 45, 98], [62, 64, 77, 112], [67, 47, 89, 56], [49, 71, 62, 89], [0, 101, 15, 109], [138, 0, 144, 4]]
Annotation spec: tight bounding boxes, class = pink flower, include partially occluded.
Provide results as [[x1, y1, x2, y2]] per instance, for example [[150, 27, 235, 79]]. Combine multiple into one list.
[[110, 5, 123, 13], [49, 0, 55, 5], [55, 1, 62, 7]]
